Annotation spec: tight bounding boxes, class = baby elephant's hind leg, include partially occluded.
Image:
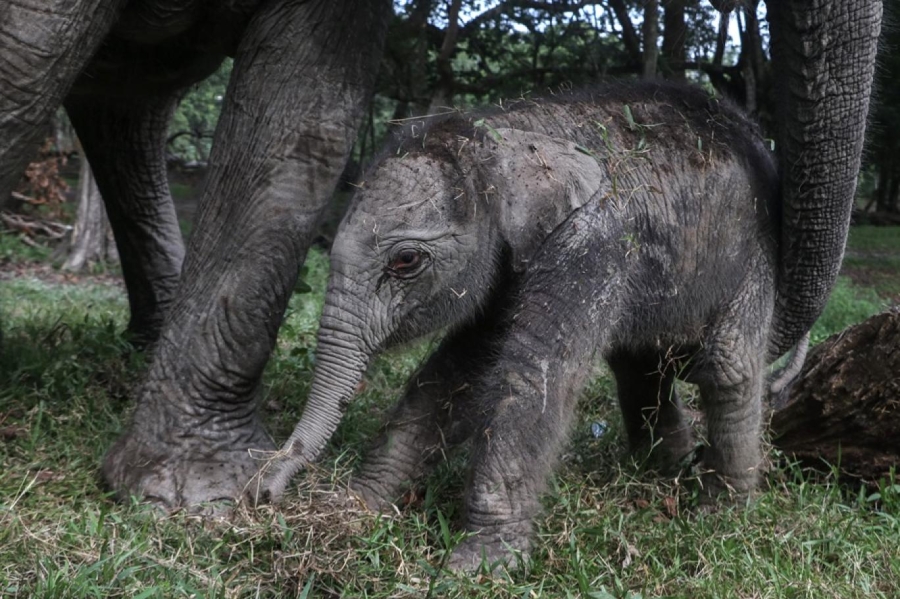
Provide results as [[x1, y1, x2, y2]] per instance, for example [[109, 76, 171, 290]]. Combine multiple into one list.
[[608, 351, 695, 473], [696, 329, 766, 501]]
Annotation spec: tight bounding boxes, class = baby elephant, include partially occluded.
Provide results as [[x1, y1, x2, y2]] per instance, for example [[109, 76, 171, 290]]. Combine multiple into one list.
[[261, 81, 789, 569]]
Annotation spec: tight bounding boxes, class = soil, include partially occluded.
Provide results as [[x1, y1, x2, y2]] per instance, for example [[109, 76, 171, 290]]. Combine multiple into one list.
[[841, 249, 900, 306], [0, 260, 124, 289]]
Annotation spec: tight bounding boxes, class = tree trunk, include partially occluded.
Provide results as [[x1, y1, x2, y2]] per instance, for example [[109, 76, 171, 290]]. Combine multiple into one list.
[[58, 155, 118, 271], [770, 308, 900, 483], [870, 162, 889, 213], [661, 0, 686, 82], [429, 0, 463, 112], [712, 10, 728, 68], [407, 0, 433, 115], [739, 1, 764, 114], [609, 0, 643, 67], [889, 177, 900, 214], [642, 0, 659, 79]]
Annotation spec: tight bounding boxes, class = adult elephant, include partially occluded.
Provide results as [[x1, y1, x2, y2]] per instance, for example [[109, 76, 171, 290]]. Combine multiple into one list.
[[0, 0, 391, 506]]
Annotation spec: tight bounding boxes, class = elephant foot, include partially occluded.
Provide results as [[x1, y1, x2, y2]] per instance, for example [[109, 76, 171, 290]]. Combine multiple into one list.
[[694, 467, 757, 513], [447, 531, 530, 574], [632, 428, 698, 475], [348, 476, 404, 513], [103, 416, 274, 511]]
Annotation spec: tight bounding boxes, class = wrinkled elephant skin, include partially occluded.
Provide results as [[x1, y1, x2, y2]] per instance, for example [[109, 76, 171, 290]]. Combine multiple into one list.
[[0, 0, 392, 507], [265, 32, 881, 568]]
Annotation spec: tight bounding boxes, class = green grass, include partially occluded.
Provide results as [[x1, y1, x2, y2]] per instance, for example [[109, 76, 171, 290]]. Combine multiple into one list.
[[1, 239, 899, 597], [168, 182, 195, 204], [846, 226, 900, 254], [0, 231, 52, 264], [809, 277, 886, 345], [841, 226, 900, 300]]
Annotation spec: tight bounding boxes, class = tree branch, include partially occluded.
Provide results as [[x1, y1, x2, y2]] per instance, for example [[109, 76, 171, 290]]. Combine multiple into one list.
[[461, 0, 597, 34], [606, 0, 642, 65]]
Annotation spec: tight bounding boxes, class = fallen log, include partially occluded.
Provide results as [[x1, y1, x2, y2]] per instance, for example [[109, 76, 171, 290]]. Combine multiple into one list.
[[770, 307, 900, 482]]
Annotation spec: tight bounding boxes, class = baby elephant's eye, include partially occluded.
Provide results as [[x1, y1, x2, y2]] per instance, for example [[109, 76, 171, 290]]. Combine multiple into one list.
[[391, 249, 421, 272], [385, 248, 428, 278]]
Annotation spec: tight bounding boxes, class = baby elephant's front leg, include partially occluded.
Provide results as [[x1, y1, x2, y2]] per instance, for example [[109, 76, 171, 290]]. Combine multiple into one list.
[[350, 315, 506, 510], [449, 309, 603, 571], [447, 200, 625, 571]]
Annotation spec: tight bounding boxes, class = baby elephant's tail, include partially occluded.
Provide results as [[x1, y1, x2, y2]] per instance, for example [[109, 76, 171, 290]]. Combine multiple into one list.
[[768, 332, 810, 410]]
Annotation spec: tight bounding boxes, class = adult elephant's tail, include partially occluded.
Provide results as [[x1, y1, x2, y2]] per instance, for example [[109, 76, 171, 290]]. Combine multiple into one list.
[[767, 0, 882, 356]]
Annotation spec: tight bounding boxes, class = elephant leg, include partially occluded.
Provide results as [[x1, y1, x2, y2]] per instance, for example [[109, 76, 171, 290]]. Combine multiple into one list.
[[449, 202, 626, 571], [65, 93, 185, 347], [608, 351, 694, 473], [102, 0, 392, 509], [695, 335, 766, 501], [694, 288, 769, 501], [350, 303, 510, 511], [0, 0, 123, 203], [450, 316, 599, 571]]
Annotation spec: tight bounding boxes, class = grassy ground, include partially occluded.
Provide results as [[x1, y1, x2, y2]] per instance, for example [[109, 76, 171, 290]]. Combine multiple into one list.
[[842, 226, 900, 302], [1, 228, 899, 598]]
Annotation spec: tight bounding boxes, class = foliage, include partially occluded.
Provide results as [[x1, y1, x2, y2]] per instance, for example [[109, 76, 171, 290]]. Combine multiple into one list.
[[10, 138, 69, 220], [167, 60, 233, 164], [846, 225, 900, 255], [0, 230, 52, 264], [161, 3, 768, 177], [2, 246, 898, 597], [841, 226, 900, 300], [356, 0, 741, 168]]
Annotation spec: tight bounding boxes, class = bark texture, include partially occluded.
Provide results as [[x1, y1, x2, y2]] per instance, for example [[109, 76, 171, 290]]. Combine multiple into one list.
[[661, 0, 686, 82], [641, 0, 659, 79], [59, 157, 119, 271], [771, 308, 900, 482]]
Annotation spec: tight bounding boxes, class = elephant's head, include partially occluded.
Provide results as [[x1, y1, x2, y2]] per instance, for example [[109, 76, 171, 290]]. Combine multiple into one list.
[[258, 145, 504, 496], [321, 153, 500, 356], [257, 118, 611, 498]]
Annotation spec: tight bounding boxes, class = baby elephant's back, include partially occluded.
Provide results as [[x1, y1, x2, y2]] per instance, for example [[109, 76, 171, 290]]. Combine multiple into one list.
[[507, 84, 780, 348]]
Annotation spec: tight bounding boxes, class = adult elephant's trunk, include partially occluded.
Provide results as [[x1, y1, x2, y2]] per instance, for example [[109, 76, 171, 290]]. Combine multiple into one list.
[[767, 0, 882, 355], [259, 302, 373, 500]]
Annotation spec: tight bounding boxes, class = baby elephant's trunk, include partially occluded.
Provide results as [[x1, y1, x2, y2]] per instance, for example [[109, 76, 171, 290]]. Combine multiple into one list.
[[259, 306, 371, 501]]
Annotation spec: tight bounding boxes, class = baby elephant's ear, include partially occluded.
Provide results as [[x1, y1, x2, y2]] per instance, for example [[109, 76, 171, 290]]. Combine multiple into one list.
[[474, 127, 609, 273]]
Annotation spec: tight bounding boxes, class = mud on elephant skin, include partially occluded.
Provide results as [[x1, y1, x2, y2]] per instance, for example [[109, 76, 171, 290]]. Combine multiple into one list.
[[1, 0, 392, 506], [259, 80, 795, 568]]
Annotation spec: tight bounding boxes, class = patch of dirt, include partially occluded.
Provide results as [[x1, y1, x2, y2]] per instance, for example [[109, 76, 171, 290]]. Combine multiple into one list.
[[0, 260, 124, 290]]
